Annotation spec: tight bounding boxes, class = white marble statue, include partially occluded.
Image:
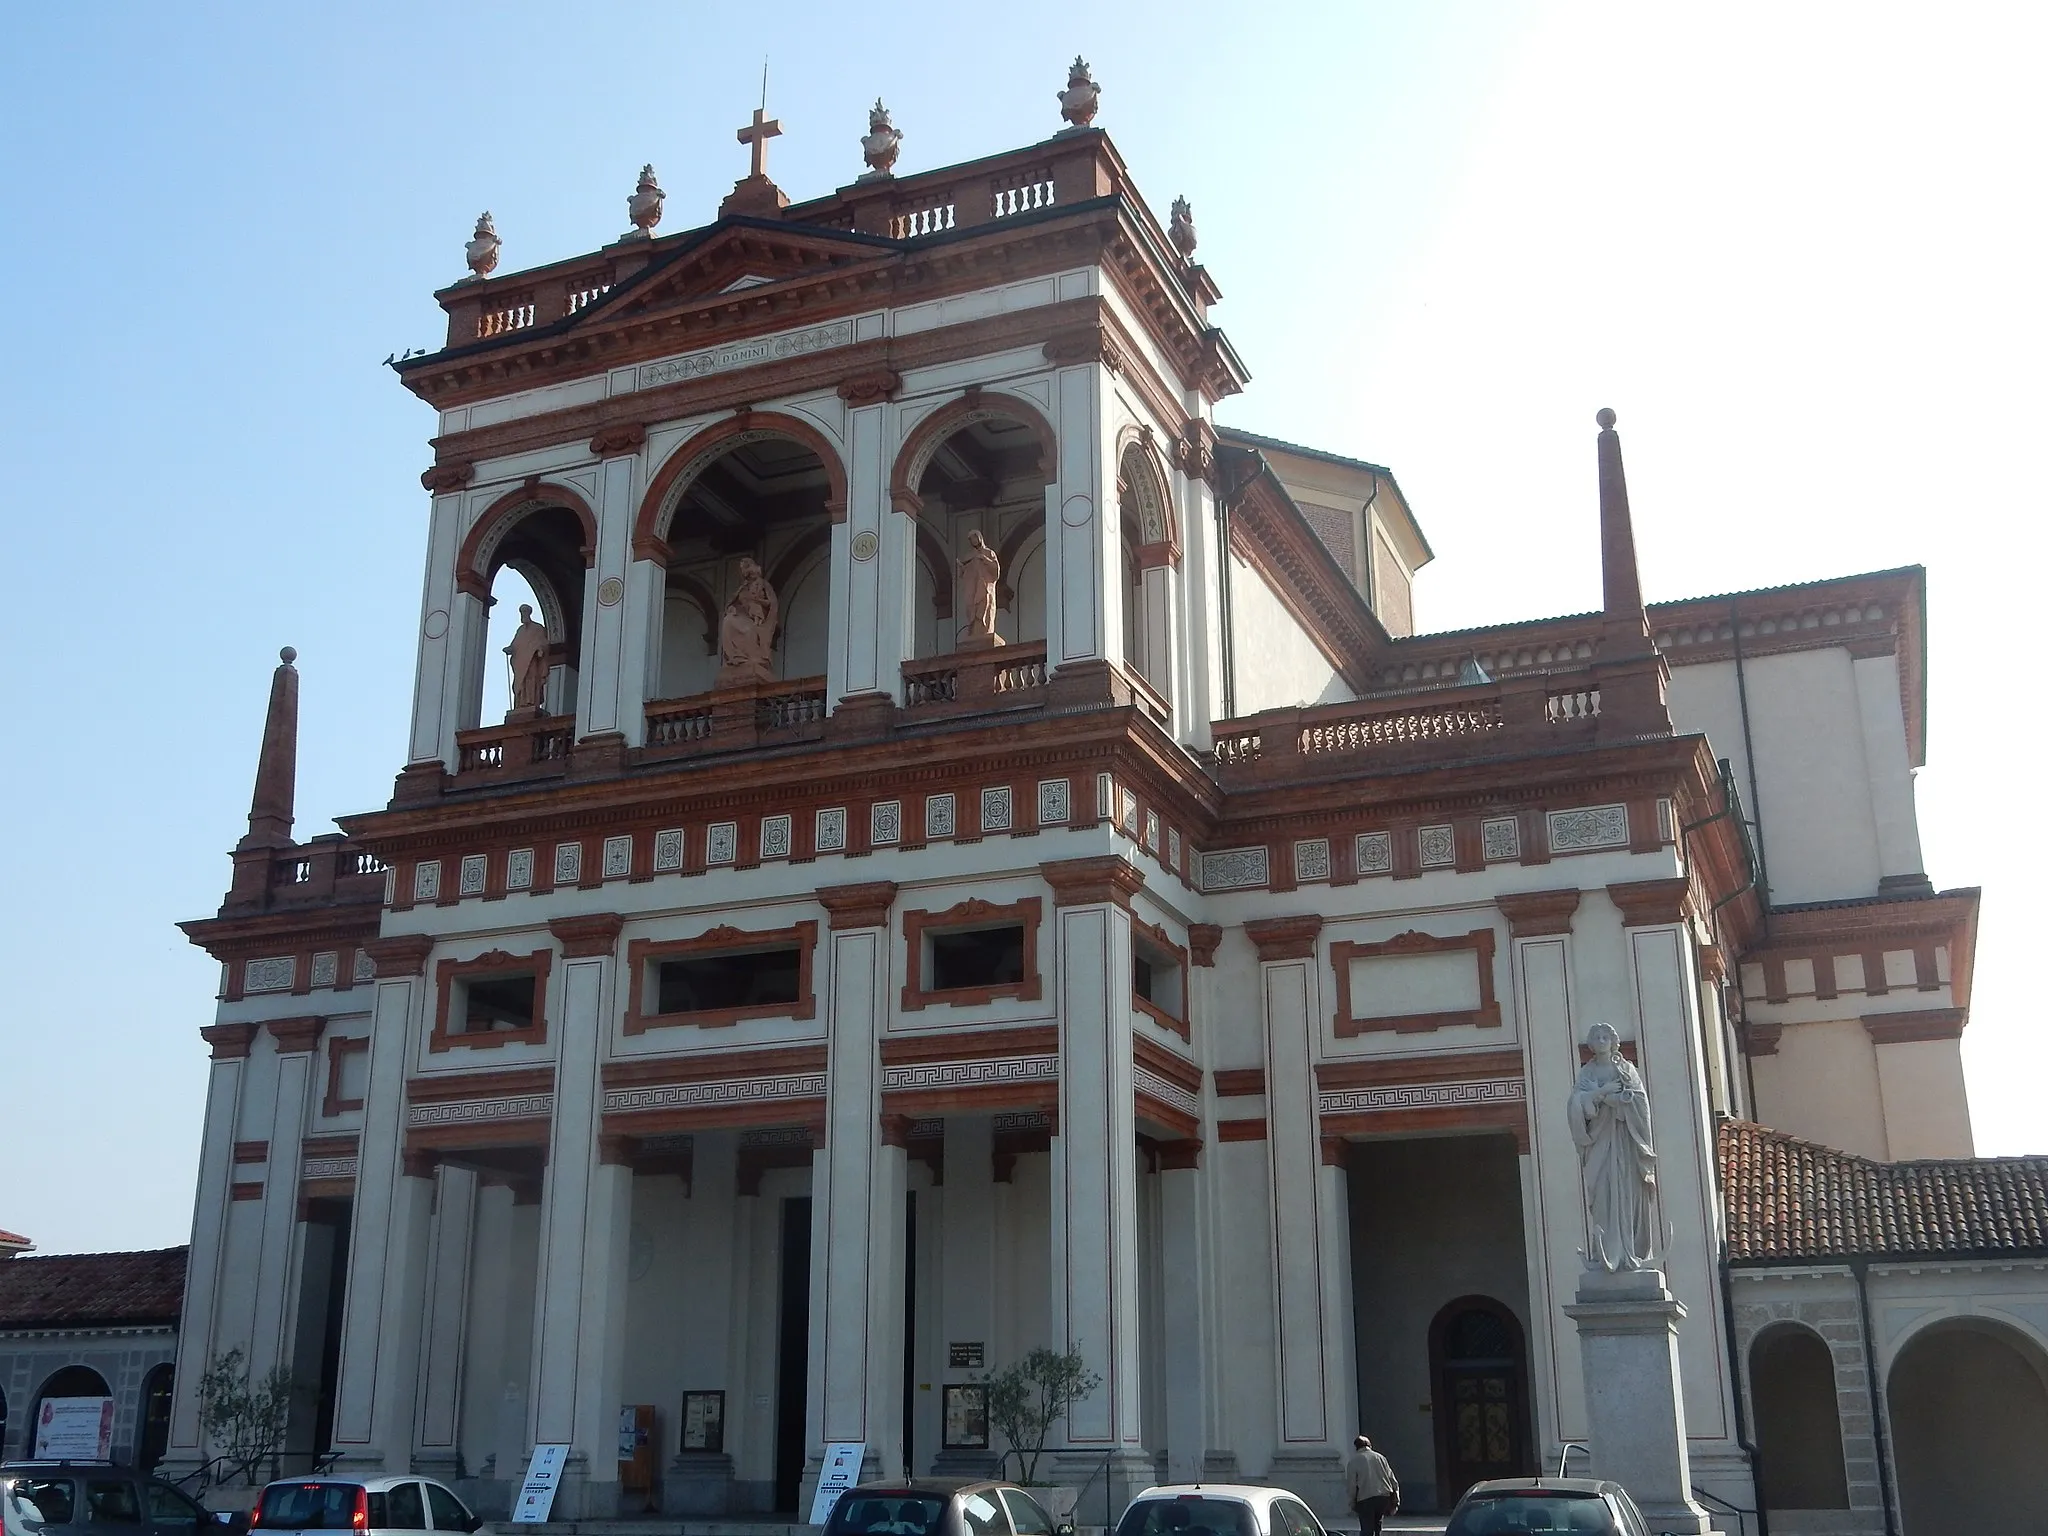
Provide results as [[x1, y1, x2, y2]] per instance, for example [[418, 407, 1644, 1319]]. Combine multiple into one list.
[[1568, 1022, 1659, 1272], [956, 530, 1003, 650], [504, 603, 550, 718]]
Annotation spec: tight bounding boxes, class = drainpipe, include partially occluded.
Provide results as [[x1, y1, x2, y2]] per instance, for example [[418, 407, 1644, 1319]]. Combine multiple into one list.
[[1850, 1258, 1900, 1536], [1718, 1255, 1769, 1536]]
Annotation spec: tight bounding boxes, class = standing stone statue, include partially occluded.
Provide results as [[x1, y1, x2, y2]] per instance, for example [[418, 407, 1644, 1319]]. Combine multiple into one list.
[[504, 603, 551, 718], [717, 557, 780, 686], [1568, 1022, 1659, 1271], [955, 530, 1004, 650]]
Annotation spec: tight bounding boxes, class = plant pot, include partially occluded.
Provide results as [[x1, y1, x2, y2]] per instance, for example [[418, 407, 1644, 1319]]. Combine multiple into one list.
[[1033, 1487, 1081, 1522]]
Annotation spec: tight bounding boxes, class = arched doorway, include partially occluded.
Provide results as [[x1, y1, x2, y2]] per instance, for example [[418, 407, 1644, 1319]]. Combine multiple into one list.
[[28, 1365, 112, 1457], [1750, 1324, 1848, 1511], [1889, 1317, 2048, 1533], [137, 1363, 175, 1471], [1429, 1297, 1534, 1505]]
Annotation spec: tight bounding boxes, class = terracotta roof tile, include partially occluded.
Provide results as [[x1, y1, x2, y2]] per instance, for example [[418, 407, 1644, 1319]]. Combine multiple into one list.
[[1720, 1120, 2048, 1261], [0, 1247, 187, 1331]]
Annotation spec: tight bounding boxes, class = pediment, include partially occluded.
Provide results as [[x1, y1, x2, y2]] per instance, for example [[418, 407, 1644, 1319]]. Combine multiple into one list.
[[592, 222, 892, 321]]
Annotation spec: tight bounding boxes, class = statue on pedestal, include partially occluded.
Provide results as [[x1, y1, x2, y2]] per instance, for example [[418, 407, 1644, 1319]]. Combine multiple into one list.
[[955, 531, 1004, 650], [717, 557, 780, 686], [504, 603, 550, 719], [1568, 1022, 1659, 1272]]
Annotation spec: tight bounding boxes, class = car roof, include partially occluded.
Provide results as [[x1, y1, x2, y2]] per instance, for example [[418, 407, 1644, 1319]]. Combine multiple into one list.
[[1130, 1485, 1299, 1504], [259, 1476, 455, 1493], [1463, 1478, 1617, 1496]]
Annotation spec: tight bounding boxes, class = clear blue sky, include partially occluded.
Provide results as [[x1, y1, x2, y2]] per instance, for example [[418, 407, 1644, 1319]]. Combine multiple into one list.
[[2, 3, 2040, 1253]]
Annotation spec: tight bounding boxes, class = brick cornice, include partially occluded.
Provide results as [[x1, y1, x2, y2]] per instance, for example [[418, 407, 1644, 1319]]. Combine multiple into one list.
[[266, 1016, 327, 1055], [365, 934, 435, 978], [549, 913, 625, 958], [1155, 1138, 1203, 1171], [817, 881, 899, 931], [201, 1023, 260, 1060], [1244, 914, 1323, 962], [1607, 877, 1691, 927], [1496, 888, 1583, 937], [1187, 923, 1222, 968], [1862, 1007, 1967, 1045], [1040, 855, 1146, 910]]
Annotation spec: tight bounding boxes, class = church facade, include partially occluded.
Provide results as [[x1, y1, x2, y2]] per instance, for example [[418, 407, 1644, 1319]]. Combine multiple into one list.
[[169, 74, 1997, 1531]]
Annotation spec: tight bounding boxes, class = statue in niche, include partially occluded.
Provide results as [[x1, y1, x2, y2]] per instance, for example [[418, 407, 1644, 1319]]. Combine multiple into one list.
[[504, 603, 551, 719], [717, 557, 780, 686], [1568, 1021, 1659, 1272], [955, 530, 1004, 650]]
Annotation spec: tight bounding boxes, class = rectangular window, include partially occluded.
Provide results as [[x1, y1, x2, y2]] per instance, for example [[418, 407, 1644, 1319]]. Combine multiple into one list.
[[463, 972, 538, 1032], [656, 947, 802, 1014], [930, 926, 1026, 993], [431, 948, 552, 1052], [900, 896, 1043, 1011], [624, 922, 819, 1033], [1131, 924, 1188, 1038]]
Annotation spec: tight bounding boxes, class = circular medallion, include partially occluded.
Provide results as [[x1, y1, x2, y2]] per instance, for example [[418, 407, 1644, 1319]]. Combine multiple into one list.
[[422, 608, 449, 639], [1060, 493, 1094, 528], [597, 576, 625, 607], [850, 530, 880, 562]]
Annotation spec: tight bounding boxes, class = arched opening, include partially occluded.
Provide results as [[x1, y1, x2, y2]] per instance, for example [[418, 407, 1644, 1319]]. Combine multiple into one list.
[[1889, 1316, 2048, 1533], [459, 488, 594, 728], [1118, 439, 1176, 705], [28, 1365, 112, 1457], [1429, 1297, 1534, 1506], [1750, 1324, 1849, 1511], [643, 429, 838, 705], [137, 1363, 175, 1471]]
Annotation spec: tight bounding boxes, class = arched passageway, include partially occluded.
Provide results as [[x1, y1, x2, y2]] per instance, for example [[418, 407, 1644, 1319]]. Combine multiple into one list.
[[1429, 1296, 1534, 1506], [1750, 1324, 1849, 1512], [27, 1365, 112, 1457], [1889, 1317, 2048, 1533]]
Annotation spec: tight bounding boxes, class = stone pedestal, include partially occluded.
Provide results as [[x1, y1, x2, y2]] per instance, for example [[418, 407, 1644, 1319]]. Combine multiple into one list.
[[1563, 1269, 1715, 1535]]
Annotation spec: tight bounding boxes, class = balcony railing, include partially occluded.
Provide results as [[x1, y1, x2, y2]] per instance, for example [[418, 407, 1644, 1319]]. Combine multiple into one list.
[[453, 715, 574, 779], [642, 677, 829, 761], [901, 642, 1048, 720]]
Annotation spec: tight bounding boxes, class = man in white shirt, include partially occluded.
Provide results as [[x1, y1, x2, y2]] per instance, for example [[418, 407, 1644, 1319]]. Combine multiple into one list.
[[1344, 1434, 1400, 1535]]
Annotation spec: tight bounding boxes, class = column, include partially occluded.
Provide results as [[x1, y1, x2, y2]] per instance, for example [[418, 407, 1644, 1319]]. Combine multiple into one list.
[[408, 491, 470, 769], [836, 402, 903, 704], [1852, 646, 1928, 887], [1156, 1143, 1209, 1484], [249, 1018, 325, 1386], [162, 1023, 258, 1474], [934, 1118, 998, 1477], [579, 451, 643, 744], [1245, 914, 1351, 1515], [1044, 858, 1149, 1502], [1044, 358, 1119, 675], [414, 1164, 478, 1478], [330, 936, 438, 1472], [808, 883, 907, 1492], [529, 915, 629, 1519]]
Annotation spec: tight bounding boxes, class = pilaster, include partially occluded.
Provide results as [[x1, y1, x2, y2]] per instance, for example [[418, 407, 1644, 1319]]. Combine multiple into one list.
[[1851, 648, 1928, 887], [247, 1018, 324, 1388], [933, 1118, 999, 1478], [1157, 1149, 1210, 1483], [409, 490, 469, 768], [1044, 361, 1119, 674], [579, 452, 641, 743], [415, 1163, 478, 1476], [836, 401, 902, 703]]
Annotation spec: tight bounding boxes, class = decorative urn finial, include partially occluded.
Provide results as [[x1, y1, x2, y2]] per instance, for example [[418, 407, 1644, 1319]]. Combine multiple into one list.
[[1058, 56, 1100, 129], [624, 164, 665, 239], [1169, 196, 1198, 260], [860, 98, 903, 181], [463, 212, 500, 281]]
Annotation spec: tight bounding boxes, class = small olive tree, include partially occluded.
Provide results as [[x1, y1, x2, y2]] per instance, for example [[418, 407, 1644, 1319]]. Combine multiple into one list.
[[980, 1346, 1102, 1484], [195, 1347, 293, 1483]]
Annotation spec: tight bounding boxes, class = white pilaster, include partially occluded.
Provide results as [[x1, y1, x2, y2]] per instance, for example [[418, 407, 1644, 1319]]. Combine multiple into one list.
[[1852, 651, 1926, 883], [409, 492, 468, 767], [580, 454, 640, 742], [415, 1164, 478, 1473], [1158, 1158, 1210, 1483], [936, 1119, 998, 1475], [248, 1022, 322, 1385], [1178, 458, 1222, 745], [834, 401, 900, 703], [1045, 363, 1116, 671]]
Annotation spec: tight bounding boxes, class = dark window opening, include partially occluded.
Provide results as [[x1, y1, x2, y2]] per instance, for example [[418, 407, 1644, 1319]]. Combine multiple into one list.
[[657, 947, 802, 1015], [463, 972, 538, 1032], [930, 926, 1025, 992], [1133, 942, 1184, 1019]]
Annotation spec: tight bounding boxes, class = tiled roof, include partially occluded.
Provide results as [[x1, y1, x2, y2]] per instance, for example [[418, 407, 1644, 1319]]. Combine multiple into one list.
[[1720, 1120, 2048, 1261], [0, 1228, 31, 1250], [0, 1247, 187, 1331]]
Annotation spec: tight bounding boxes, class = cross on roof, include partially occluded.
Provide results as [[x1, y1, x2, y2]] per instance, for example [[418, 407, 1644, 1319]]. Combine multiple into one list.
[[737, 107, 782, 180]]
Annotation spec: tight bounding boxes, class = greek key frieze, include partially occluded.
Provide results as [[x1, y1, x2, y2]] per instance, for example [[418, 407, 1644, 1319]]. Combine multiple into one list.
[[1316, 1076, 1526, 1117], [880, 1055, 1059, 1093]]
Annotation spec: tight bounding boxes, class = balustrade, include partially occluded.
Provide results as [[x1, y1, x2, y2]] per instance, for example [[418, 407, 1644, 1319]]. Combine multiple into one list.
[[641, 677, 828, 759], [475, 294, 537, 339], [901, 641, 1047, 718], [454, 716, 574, 777]]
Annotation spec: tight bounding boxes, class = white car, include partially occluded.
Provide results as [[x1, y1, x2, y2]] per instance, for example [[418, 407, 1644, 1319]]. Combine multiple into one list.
[[1115, 1485, 1332, 1536], [250, 1477, 480, 1536]]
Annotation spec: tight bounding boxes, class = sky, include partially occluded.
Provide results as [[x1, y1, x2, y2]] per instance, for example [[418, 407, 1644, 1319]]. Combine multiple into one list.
[[1, 2, 2042, 1254]]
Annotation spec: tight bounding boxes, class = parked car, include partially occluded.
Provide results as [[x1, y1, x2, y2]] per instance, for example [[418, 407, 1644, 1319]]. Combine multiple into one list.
[[248, 1478, 480, 1536], [2, 1462, 227, 1536], [1115, 1485, 1330, 1536], [824, 1481, 1075, 1536], [1445, 1477, 1665, 1535]]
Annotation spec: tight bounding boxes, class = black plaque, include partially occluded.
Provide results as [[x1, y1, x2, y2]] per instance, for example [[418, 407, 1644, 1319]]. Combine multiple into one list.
[[948, 1341, 985, 1369]]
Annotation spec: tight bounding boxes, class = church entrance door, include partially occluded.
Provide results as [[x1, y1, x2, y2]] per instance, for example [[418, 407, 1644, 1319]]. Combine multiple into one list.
[[1430, 1298, 1533, 1505]]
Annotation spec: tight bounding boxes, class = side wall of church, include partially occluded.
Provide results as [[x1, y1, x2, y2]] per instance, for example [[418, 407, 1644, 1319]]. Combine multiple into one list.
[[1226, 567, 1352, 713]]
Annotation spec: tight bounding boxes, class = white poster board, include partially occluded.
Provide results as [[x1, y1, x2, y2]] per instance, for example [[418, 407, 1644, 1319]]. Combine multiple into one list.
[[35, 1397, 114, 1460], [806, 1441, 866, 1526], [511, 1444, 571, 1523]]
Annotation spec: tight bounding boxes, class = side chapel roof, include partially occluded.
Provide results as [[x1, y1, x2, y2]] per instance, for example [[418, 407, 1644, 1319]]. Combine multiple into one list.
[[0, 1246, 188, 1332]]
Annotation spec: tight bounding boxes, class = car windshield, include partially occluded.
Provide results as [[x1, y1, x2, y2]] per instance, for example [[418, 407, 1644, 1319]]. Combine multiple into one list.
[[1447, 1492, 1614, 1535], [829, 1495, 950, 1536], [257, 1484, 363, 1530], [1114, 1497, 1257, 1536]]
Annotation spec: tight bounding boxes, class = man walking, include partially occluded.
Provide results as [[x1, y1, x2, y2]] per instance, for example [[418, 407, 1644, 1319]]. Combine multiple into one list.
[[1345, 1434, 1400, 1535]]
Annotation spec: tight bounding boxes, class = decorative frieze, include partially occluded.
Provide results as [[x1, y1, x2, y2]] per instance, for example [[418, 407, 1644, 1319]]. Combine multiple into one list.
[[1293, 838, 1331, 884], [815, 807, 848, 853], [507, 848, 534, 889], [926, 793, 956, 840], [1317, 1076, 1526, 1116], [707, 821, 738, 865], [1355, 832, 1393, 877], [1482, 817, 1521, 862], [310, 951, 339, 989], [603, 835, 633, 878], [245, 956, 296, 994], [880, 1055, 1059, 1092], [760, 814, 793, 860], [871, 800, 902, 845], [636, 318, 856, 390], [1037, 778, 1071, 826], [653, 829, 685, 872], [1418, 825, 1455, 869], [553, 842, 582, 885], [981, 785, 1013, 834], [414, 860, 443, 902], [1201, 846, 1269, 892], [459, 854, 489, 896], [1548, 804, 1629, 852]]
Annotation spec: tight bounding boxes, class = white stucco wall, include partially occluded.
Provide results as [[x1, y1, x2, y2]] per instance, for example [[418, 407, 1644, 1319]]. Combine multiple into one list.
[[1229, 559, 1351, 714], [1751, 1020, 1894, 1161]]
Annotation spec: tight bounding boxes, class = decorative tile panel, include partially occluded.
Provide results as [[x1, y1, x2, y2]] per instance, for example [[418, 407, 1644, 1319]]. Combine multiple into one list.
[[1482, 817, 1521, 862], [815, 807, 847, 853], [926, 793, 956, 840], [1418, 824, 1456, 869], [871, 801, 902, 846], [413, 860, 442, 902], [760, 815, 793, 860], [245, 956, 295, 994], [553, 842, 582, 885], [352, 950, 375, 983], [1294, 838, 1331, 883], [1355, 831, 1394, 876], [980, 786, 1013, 833], [310, 952, 338, 989], [603, 835, 633, 879], [1548, 804, 1629, 852], [1119, 788, 1139, 837], [1145, 810, 1160, 855], [1037, 778, 1071, 826], [506, 848, 534, 890], [707, 822, 738, 865], [1168, 829, 1183, 873], [458, 854, 488, 896], [653, 829, 685, 872], [1202, 846, 1271, 892], [1096, 773, 1113, 820]]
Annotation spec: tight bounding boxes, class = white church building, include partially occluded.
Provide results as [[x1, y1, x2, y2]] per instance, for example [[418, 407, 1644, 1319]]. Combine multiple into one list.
[[167, 69, 2040, 1535]]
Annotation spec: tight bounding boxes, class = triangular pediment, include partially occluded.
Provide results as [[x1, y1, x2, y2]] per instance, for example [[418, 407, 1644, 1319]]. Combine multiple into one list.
[[590, 222, 893, 321]]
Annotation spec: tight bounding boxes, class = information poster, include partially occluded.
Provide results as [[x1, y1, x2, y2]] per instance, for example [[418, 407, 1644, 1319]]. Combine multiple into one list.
[[35, 1397, 114, 1460], [807, 1441, 866, 1526], [512, 1444, 570, 1523]]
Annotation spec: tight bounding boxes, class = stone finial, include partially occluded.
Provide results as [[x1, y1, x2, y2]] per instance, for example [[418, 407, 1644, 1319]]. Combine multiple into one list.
[[624, 164, 665, 239], [860, 98, 902, 181], [463, 212, 500, 281], [1058, 56, 1100, 129], [1169, 196, 1197, 260], [1595, 405, 1652, 652]]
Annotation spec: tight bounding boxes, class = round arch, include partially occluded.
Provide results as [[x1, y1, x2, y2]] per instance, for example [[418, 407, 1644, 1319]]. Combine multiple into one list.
[[1749, 1322, 1849, 1511], [455, 482, 599, 600], [1428, 1295, 1535, 1507], [27, 1365, 112, 1457], [1889, 1314, 2048, 1533], [137, 1362, 175, 1471], [634, 411, 849, 560], [1116, 428, 1179, 566], [890, 389, 1058, 514]]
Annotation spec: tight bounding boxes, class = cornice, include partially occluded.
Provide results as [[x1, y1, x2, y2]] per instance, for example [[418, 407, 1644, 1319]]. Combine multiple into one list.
[[1861, 1007, 1966, 1044], [1607, 877, 1691, 928], [817, 881, 899, 931], [200, 1023, 260, 1061], [549, 913, 625, 958], [1244, 914, 1323, 962], [1228, 461, 1388, 691], [1039, 855, 1146, 910], [364, 934, 435, 978], [266, 1016, 327, 1055], [1496, 888, 1583, 937]]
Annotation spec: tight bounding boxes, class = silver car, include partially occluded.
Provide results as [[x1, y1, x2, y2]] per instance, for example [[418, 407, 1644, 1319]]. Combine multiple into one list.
[[249, 1478, 479, 1536]]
